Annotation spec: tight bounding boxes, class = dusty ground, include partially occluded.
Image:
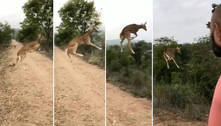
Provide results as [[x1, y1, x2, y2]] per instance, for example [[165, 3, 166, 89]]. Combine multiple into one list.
[[106, 83, 152, 126], [0, 40, 52, 126], [55, 47, 152, 126], [154, 111, 207, 126], [55, 47, 105, 126]]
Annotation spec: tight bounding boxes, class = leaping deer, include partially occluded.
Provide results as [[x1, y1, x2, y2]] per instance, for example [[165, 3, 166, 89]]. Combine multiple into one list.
[[12, 35, 45, 66], [163, 47, 181, 69], [120, 23, 147, 54], [65, 29, 102, 58]]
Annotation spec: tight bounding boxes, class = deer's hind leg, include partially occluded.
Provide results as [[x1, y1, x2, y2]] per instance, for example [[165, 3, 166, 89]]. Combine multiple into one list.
[[163, 54, 170, 69], [69, 44, 84, 57], [67, 48, 73, 59], [14, 53, 26, 67], [125, 33, 135, 54], [120, 35, 125, 52], [171, 58, 180, 69]]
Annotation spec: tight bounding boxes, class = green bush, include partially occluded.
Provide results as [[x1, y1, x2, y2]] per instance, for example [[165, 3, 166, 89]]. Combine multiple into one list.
[[0, 22, 13, 46], [106, 41, 152, 98]]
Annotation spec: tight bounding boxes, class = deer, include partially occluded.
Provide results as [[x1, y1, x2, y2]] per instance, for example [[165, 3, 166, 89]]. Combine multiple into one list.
[[163, 47, 181, 69], [65, 28, 102, 58], [12, 35, 45, 66], [119, 22, 147, 54]]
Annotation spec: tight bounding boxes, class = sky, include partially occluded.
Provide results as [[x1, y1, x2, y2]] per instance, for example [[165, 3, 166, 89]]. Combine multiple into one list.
[[0, 0, 217, 43], [0, 0, 26, 29], [104, 0, 153, 42], [154, 0, 212, 43]]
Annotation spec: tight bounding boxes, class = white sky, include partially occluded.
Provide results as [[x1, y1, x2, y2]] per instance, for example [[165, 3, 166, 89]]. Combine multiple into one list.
[[0, 0, 26, 29], [0, 0, 216, 43], [54, 0, 104, 29], [154, 0, 212, 43], [104, 0, 153, 41]]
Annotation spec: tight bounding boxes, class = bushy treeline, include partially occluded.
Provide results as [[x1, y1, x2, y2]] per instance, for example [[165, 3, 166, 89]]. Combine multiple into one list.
[[154, 36, 221, 120], [106, 41, 152, 98], [0, 22, 13, 47]]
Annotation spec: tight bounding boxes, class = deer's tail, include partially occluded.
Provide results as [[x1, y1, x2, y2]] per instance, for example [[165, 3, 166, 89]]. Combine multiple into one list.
[[120, 32, 124, 40]]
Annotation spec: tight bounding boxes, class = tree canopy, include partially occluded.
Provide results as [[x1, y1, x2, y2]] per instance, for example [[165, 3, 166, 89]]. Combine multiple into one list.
[[0, 22, 13, 45], [17, 0, 53, 51]]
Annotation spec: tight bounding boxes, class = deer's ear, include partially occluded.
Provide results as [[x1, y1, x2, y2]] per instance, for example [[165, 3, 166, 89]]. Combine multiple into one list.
[[144, 22, 147, 25]]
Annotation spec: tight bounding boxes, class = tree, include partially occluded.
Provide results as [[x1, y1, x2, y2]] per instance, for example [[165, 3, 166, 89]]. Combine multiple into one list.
[[155, 37, 178, 47], [55, 0, 101, 46], [18, 0, 53, 51], [0, 22, 13, 45]]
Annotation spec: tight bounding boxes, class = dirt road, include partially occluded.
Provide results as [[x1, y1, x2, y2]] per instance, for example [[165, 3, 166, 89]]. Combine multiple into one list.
[[0, 42, 152, 126], [106, 83, 152, 126], [0, 40, 52, 126], [55, 47, 105, 126], [55, 47, 152, 126]]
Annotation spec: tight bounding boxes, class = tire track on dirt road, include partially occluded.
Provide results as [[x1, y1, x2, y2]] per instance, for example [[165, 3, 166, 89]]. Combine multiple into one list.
[[0, 40, 52, 126]]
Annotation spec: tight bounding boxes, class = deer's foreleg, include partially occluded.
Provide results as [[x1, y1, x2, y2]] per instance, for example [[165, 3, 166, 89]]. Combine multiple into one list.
[[13, 56, 21, 66], [20, 54, 26, 62], [130, 33, 138, 40], [89, 43, 102, 50], [171, 57, 180, 69]]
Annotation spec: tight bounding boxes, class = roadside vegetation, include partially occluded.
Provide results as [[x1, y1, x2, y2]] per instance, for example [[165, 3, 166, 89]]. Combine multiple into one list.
[[154, 36, 221, 121], [106, 41, 152, 98]]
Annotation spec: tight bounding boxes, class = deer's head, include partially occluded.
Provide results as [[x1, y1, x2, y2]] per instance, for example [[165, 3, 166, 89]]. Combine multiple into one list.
[[210, 4, 221, 57], [88, 28, 97, 34], [141, 22, 147, 31]]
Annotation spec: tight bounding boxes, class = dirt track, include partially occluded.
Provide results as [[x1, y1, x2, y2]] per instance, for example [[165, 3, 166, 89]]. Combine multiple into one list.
[[0, 40, 52, 126], [0, 41, 152, 126], [55, 47, 105, 126], [55, 47, 152, 126], [107, 83, 152, 126]]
